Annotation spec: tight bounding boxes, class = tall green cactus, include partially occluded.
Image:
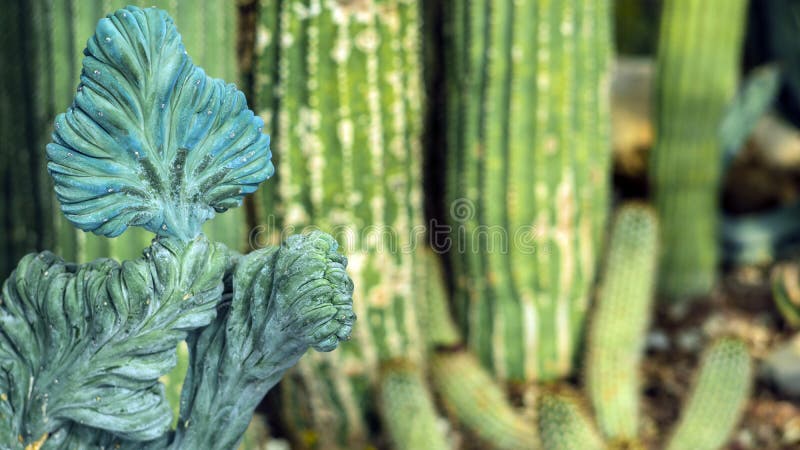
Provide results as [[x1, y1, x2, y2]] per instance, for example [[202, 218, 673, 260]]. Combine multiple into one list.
[[650, 0, 748, 300], [253, 1, 443, 448], [585, 204, 657, 442], [445, 0, 612, 382]]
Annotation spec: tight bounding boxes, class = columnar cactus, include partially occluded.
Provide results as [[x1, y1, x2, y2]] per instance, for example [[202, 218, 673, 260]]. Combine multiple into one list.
[[665, 338, 753, 450], [444, 0, 613, 382], [585, 204, 657, 441], [0, 6, 354, 448], [650, 0, 748, 299], [253, 1, 442, 448]]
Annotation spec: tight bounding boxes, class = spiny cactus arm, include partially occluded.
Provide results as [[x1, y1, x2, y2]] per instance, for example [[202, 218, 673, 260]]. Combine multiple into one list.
[[665, 337, 752, 450], [431, 352, 538, 450], [379, 362, 450, 450], [585, 204, 657, 441], [46, 6, 272, 242], [421, 251, 535, 450], [169, 231, 355, 450], [536, 391, 605, 450], [0, 234, 229, 447]]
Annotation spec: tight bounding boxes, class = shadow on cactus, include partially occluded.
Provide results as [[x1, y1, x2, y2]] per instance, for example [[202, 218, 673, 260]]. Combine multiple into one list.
[[0, 6, 354, 449]]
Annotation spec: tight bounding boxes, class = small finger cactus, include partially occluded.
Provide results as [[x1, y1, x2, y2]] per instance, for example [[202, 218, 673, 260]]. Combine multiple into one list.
[[0, 6, 354, 448], [536, 204, 752, 450]]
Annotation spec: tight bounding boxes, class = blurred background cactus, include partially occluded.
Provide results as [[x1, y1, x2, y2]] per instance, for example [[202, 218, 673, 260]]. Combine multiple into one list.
[[444, 0, 612, 383], [5, 0, 800, 448], [649, 0, 748, 300]]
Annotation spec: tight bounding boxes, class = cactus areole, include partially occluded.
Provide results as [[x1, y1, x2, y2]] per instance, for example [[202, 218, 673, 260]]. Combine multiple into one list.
[[0, 6, 355, 449]]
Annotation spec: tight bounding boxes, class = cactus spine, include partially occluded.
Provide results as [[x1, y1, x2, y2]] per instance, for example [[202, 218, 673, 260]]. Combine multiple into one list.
[[650, 0, 748, 299], [445, 0, 612, 382], [585, 204, 657, 441], [253, 1, 441, 447], [665, 338, 753, 450]]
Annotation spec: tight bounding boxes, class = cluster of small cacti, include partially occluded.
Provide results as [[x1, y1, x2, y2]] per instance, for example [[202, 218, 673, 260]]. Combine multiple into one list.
[[536, 205, 753, 450], [444, 0, 613, 382], [650, 0, 749, 300]]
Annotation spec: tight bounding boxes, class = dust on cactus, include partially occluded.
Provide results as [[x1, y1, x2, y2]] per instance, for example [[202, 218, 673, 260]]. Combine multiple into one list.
[[0, 6, 354, 448]]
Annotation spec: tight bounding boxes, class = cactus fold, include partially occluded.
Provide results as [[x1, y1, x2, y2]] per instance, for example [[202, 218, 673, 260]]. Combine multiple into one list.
[[444, 0, 613, 382], [585, 204, 658, 441], [650, 0, 748, 299], [253, 1, 439, 447], [665, 338, 753, 450]]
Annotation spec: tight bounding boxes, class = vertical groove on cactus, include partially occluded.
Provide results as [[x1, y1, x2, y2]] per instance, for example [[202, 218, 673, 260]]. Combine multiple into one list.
[[253, 1, 438, 447], [536, 391, 605, 450], [665, 338, 752, 450], [445, 0, 612, 382], [431, 352, 538, 450], [650, 0, 748, 300], [585, 204, 658, 441]]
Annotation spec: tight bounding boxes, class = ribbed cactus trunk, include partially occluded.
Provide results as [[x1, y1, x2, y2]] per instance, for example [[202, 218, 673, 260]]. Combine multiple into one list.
[[254, 1, 444, 448], [445, 0, 612, 382], [650, 0, 748, 300]]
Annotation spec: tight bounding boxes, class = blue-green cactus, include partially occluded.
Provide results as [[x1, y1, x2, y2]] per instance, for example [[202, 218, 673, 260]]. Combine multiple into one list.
[[0, 6, 354, 449]]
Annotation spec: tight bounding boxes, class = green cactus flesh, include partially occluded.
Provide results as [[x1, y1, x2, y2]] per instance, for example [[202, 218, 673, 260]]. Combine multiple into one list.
[[536, 391, 605, 450], [431, 352, 538, 450], [585, 204, 658, 441], [650, 0, 748, 299], [445, 0, 612, 382], [665, 338, 752, 450], [379, 363, 450, 450], [253, 0, 436, 447]]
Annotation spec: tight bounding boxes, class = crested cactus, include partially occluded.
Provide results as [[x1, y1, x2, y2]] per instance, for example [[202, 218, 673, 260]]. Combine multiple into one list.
[[253, 1, 441, 448], [444, 0, 613, 382], [0, 6, 354, 448], [665, 338, 753, 450], [650, 0, 748, 300], [585, 204, 657, 442]]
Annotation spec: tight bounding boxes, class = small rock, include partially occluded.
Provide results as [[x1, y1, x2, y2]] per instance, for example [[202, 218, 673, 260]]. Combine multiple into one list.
[[647, 329, 670, 352], [761, 335, 800, 398], [676, 329, 703, 352]]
